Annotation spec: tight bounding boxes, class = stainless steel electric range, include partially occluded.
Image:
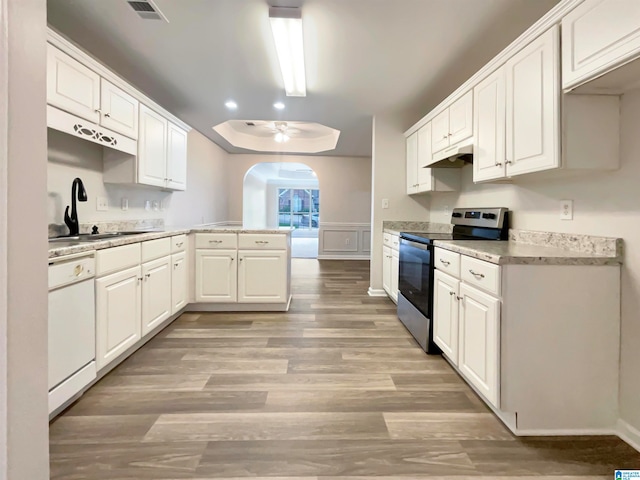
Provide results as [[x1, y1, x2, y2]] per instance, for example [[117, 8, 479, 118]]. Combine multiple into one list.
[[397, 207, 509, 353]]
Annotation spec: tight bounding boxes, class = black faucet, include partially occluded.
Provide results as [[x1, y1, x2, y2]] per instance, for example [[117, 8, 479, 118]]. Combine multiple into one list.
[[64, 177, 87, 236]]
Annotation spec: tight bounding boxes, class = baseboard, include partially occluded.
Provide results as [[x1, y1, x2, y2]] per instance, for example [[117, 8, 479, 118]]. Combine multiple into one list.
[[368, 287, 388, 297], [317, 255, 370, 260], [618, 418, 640, 453], [186, 298, 291, 312], [514, 427, 617, 436]]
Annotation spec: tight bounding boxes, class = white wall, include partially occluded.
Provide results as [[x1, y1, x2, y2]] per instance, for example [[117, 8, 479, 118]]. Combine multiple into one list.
[[242, 170, 268, 229], [227, 154, 371, 225], [3, 0, 49, 478], [48, 128, 229, 230], [369, 114, 430, 292], [165, 129, 229, 227], [428, 89, 640, 441]]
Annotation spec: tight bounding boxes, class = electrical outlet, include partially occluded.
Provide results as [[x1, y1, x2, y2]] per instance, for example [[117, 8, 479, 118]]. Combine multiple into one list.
[[381, 198, 389, 209], [96, 196, 108, 211], [152, 200, 159, 211], [443, 205, 450, 215], [121, 197, 128, 211], [560, 199, 573, 220], [345, 238, 350, 245], [145, 200, 151, 211]]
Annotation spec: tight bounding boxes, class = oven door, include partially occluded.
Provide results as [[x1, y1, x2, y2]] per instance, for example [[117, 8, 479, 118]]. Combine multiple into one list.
[[398, 238, 433, 316]]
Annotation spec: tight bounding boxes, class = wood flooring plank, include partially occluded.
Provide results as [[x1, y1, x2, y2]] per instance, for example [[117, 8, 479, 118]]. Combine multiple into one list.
[[196, 439, 476, 477], [384, 412, 515, 441], [117, 359, 289, 375], [144, 412, 389, 442], [49, 415, 159, 445], [264, 390, 486, 413], [92, 374, 211, 391], [50, 441, 207, 479], [182, 347, 344, 361], [266, 337, 417, 348], [64, 391, 268, 416], [204, 373, 397, 391], [287, 358, 452, 374], [302, 328, 412, 338]]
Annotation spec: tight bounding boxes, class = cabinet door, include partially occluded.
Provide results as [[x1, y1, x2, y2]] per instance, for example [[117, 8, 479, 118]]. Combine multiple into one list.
[[171, 251, 188, 314], [100, 78, 139, 139], [405, 132, 418, 194], [195, 249, 237, 302], [416, 123, 433, 192], [448, 91, 473, 145], [138, 105, 168, 188], [141, 256, 172, 336], [433, 270, 460, 365], [390, 248, 399, 303], [505, 26, 560, 177], [431, 108, 450, 153], [473, 67, 506, 182], [166, 123, 188, 191], [562, 0, 640, 90], [238, 250, 288, 303], [382, 246, 392, 295], [458, 283, 500, 407], [47, 44, 100, 123], [95, 265, 141, 370]]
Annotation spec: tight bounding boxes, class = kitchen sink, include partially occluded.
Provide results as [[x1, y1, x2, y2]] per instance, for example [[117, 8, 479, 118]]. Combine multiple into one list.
[[49, 231, 156, 243]]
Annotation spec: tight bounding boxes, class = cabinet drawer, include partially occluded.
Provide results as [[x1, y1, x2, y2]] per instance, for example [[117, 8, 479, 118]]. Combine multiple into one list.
[[238, 234, 288, 250], [195, 233, 238, 249], [383, 233, 392, 247], [171, 234, 187, 253], [96, 243, 141, 277], [435, 248, 461, 277], [461, 256, 500, 296], [383, 233, 400, 250], [141, 237, 171, 263]]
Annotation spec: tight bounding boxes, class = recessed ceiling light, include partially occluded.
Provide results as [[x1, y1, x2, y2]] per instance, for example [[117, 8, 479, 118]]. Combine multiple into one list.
[[225, 100, 238, 110], [274, 102, 285, 110]]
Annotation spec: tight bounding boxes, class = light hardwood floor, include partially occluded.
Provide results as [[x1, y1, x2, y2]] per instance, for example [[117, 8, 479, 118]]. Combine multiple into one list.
[[49, 259, 640, 479]]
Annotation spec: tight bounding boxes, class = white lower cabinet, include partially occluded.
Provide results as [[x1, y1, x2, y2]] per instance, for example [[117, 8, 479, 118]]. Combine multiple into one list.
[[96, 265, 141, 370], [382, 232, 400, 302], [171, 251, 188, 314], [195, 233, 291, 306], [433, 270, 460, 364], [458, 282, 500, 408], [238, 250, 288, 303], [195, 249, 237, 302], [141, 256, 172, 336]]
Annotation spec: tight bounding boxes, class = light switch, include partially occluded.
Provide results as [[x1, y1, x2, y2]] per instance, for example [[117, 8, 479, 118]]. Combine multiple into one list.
[[382, 198, 389, 209], [96, 197, 108, 211], [121, 197, 128, 211]]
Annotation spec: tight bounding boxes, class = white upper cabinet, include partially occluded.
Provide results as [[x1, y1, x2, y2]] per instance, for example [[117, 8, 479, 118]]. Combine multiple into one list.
[[138, 105, 168, 188], [167, 123, 188, 190], [473, 67, 506, 182], [100, 79, 139, 139], [47, 44, 100, 123], [505, 26, 559, 177], [562, 0, 640, 90], [47, 45, 139, 139], [431, 91, 473, 154], [405, 132, 418, 195], [416, 123, 433, 190]]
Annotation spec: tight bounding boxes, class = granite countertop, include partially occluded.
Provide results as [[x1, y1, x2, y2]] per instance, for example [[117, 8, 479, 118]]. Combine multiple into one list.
[[433, 240, 621, 266], [49, 226, 293, 259]]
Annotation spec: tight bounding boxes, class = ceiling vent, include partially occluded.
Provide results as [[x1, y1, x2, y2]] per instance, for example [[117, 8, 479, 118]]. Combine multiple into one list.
[[126, 0, 169, 22], [245, 122, 256, 127]]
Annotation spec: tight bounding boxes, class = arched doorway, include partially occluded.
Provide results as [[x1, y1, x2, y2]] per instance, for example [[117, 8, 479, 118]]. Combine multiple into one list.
[[243, 163, 319, 258]]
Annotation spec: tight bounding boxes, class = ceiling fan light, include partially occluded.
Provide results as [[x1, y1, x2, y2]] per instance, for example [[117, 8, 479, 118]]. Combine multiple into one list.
[[275, 132, 290, 143]]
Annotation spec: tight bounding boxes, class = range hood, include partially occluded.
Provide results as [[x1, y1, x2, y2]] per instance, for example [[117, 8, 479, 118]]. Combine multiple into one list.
[[425, 138, 473, 168], [47, 105, 137, 155]]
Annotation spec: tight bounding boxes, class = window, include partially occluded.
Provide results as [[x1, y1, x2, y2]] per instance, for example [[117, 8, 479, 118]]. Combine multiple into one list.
[[278, 188, 319, 229]]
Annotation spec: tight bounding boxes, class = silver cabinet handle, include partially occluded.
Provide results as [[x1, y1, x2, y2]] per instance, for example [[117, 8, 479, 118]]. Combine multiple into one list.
[[95, 109, 102, 114], [442, 134, 448, 139], [174, 263, 179, 268], [495, 162, 502, 167], [209, 240, 223, 244], [176, 242, 184, 247], [449, 291, 455, 296], [255, 240, 269, 244], [137, 277, 143, 282], [505, 160, 512, 165], [440, 259, 450, 266], [104, 112, 111, 118], [469, 269, 485, 279], [238, 258, 242, 262], [457, 295, 462, 300], [145, 273, 151, 279], [448, 133, 452, 137]]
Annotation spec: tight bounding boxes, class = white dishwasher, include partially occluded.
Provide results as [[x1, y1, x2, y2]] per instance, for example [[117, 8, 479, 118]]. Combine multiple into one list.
[[48, 252, 97, 415]]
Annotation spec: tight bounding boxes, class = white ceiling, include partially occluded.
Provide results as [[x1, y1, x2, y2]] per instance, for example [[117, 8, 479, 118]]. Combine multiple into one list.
[[47, 0, 559, 157]]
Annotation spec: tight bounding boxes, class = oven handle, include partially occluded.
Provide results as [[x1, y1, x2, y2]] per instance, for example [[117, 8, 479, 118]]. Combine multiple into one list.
[[400, 238, 432, 251]]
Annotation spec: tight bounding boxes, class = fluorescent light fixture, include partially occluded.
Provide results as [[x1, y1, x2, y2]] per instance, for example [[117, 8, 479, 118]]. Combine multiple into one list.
[[273, 102, 285, 110], [269, 7, 306, 97], [225, 100, 238, 110]]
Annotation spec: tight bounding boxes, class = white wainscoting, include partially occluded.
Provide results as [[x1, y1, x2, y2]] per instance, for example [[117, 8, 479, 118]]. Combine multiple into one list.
[[318, 223, 371, 260]]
